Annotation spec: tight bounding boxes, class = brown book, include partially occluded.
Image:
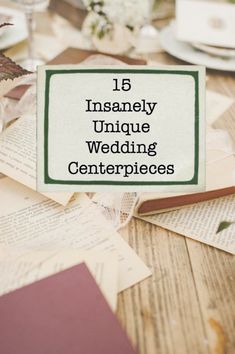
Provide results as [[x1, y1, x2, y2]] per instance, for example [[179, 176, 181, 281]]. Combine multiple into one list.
[[137, 187, 235, 215], [48, 47, 147, 66], [136, 152, 235, 215]]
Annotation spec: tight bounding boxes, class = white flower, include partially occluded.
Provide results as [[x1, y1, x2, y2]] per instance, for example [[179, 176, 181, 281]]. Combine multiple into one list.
[[83, 0, 149, 31], [104, 0, 148, 28]]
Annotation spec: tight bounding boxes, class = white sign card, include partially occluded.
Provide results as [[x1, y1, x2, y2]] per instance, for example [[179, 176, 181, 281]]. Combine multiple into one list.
[[37, 65, 205, 192]]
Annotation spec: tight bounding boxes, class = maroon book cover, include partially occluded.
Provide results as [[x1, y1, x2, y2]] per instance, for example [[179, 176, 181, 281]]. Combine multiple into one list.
[[0, 263, 138, 354]]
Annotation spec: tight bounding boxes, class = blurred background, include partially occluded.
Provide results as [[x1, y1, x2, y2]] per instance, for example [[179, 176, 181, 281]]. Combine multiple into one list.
[[1, 0, 235, 143], [0, 0, 235, 72]]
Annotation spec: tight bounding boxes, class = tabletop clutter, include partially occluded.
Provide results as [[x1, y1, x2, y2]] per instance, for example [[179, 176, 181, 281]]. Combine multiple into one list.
[[0, 1, 235, 354]]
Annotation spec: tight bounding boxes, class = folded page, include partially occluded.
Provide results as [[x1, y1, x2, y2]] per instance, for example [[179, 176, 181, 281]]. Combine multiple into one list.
[[139, 195, 235, 254]]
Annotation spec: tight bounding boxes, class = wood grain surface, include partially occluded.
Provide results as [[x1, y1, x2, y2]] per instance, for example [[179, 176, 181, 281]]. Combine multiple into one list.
[[1, 2, 234, 352], [118, 52, 235, 354]]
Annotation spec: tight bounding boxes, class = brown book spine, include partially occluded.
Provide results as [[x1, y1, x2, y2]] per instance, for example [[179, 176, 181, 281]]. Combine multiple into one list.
[[138, 187, 235, 215]]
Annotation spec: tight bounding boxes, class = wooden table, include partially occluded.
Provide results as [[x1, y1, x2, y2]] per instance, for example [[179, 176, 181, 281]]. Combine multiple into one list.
[[1, 1, 234, 352], [119, 52, 235, 354]]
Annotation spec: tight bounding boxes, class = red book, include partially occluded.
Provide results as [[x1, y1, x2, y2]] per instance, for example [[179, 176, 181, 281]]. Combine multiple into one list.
[[0, 263, 138, 354]]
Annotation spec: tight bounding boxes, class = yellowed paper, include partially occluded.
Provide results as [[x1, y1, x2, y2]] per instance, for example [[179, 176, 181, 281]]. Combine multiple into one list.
[[215, 107, 235, 144], [0, 250, 118, 310], [139, 195, 235, 254], [0, 115, 73, 205], [206, 90, 234, 126], [0, 178, 151, 291]]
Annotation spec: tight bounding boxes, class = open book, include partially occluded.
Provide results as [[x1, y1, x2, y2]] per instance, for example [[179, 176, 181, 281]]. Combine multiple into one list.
[[136, 133, 235, 215]]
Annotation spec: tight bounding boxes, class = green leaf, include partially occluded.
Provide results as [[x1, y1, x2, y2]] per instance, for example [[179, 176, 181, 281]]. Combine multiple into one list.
[[216, 221, 235, 233]]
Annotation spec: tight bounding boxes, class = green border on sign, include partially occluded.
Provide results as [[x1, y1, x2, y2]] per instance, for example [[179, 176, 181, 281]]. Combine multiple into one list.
[[44, 69, 199, 185]]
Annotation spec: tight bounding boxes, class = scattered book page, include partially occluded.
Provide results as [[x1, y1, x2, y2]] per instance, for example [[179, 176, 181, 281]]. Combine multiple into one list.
[[0, 114, 73, 206], [139, 195, 235, 254], [0, 178, 151, 291], [206, 90, 234, 126], [0, 250, 118, 311]]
